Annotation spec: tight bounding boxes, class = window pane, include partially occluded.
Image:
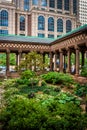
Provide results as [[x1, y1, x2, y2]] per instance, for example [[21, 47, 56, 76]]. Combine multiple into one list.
[[48, 17, 54, 31], [64, 0, 69, 11], [0, 10, 8, 26], [73, 0, 77, 14], [48, 34, 54, 38], [38, 16, 45, 30], [57, 19, 63, 32], [41, 0, 47, 6], [32, 0, 38, 5], [24, 0, 29, 11], [49, 0, 55, 8], [38, 33, 45, 38], [57, 0, 62, 9], [66, 20, 72, 33], [0, 30, 8, 34], [20, 16, 25, 31]]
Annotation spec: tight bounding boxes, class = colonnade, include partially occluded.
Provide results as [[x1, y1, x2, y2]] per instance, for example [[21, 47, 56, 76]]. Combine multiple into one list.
[[0, 45, 86, 77]]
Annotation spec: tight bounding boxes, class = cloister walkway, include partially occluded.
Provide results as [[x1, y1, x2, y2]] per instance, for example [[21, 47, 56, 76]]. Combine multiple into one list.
[[0, 24, 87, 77]]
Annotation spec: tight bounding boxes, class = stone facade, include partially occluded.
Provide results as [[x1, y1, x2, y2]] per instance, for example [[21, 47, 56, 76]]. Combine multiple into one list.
[[0, 0, 80, 38]]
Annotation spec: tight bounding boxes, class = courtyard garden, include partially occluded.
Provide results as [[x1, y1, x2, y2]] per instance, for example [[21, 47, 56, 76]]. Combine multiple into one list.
[[0, 70, 87, 130]]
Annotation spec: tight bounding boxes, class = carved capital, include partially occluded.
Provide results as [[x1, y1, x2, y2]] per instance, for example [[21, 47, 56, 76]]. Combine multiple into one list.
[[74, 45, 80, 50], [6, 49, 10, 53]]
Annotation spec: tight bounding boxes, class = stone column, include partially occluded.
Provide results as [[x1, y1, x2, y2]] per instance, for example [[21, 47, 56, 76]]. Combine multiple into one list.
[[75, 48, 80, 75], [67, 49, 71, 73], [6, 49, 10, 76], [62, 0, 64, 13], [18, 50, 22, 66], [70, 0, 73, 15], [54, 52, 57, 71], [47, 0, 49, 11], [50, 52, 53, 71], [16, 53, 19, 66], [59, 50, 63, 72], [40, 51, 45, 71]]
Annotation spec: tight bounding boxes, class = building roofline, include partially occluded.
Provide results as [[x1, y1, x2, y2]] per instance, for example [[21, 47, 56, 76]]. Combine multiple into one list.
[[51, 24, 87, 45], [0, 34, 55, 44], [0, 24, 87, 45]]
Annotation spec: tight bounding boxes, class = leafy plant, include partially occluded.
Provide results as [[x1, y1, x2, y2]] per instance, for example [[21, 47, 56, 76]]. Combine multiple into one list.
[[42, 72, 74, 86], [74, 83, 87, 97], [81, 65, 87, 77]]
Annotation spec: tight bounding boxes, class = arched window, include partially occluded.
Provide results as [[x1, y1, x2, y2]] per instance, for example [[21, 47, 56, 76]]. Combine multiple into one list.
[[73, 0, 77, 14], [48, 17, 54, 31], [57, 0, 62, 9], [57, 19, 63, 32], [41, 0, 47, 6], [38, 16, 45, 30], [66, 20, 72, 33], [24, 0, 29, 11], [0, 10, 8, 26], [49, 0, 55, 8], [32, 0, 38, 5], [20, 16, 25, 31], [64, 0, 69, 11]]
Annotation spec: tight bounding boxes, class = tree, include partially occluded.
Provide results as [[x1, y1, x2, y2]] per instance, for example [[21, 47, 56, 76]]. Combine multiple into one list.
[[17, 51, 49, 73]]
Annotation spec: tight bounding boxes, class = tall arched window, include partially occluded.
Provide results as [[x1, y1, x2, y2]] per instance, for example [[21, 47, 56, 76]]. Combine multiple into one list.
[[32, 0, 38, 5], [66, 20, 72, 33], [20, 16, 25, 31], [64, 0, 69, 11], [48, 17, 54, 31], [0, 10, 8, 26], [73, 0, 77, 14], [41, 0, 47, 6], [24, 0, 29, 11], [57, 19, 63, 32], [57, 0, 62, 9], [38, 16, 45, 30], [49, 0, 55, 8]]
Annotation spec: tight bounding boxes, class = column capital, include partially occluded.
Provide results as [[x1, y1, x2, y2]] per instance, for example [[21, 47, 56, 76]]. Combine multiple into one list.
[[59, 49, 63, 53], [6, 49, 10, 53], [74, 45, 80, 50], [18, 49, 22, 53]]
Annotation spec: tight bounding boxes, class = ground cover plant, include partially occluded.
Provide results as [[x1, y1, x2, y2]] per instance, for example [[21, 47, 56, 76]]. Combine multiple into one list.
[[0, 70, 87, 130], [81, 65, 87, 77]]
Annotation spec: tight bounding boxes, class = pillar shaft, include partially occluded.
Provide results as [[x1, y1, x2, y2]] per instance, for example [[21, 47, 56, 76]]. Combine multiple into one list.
[[59, 51, 63, 72], [67, 49, 71, 73], [50, 52, 53, 71], [76, 49, 79, 75], [6, 49, 10, 75], [54, 52, 57, 71]]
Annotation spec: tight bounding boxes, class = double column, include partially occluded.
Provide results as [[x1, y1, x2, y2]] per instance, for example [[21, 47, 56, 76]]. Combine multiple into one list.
[[6, 49, 10, 76], [75, 47, 80, 75]]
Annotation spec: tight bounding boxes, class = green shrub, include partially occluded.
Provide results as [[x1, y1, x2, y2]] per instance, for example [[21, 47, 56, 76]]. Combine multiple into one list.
[[81, 65, 87, 77], [20, 70, 35, 79], [54, 87, 61, 92], [0, 95, 86, 130], [54, 92, 81, 105], [42, 72, 74, 85], [16, 78, 29, 85], [0, 96, 48, 130], [41, 81, 47, 87], [28, 92, 36, 98], [74, 83, 87, 97], [28, 78, 39, 86]]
